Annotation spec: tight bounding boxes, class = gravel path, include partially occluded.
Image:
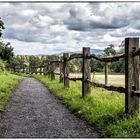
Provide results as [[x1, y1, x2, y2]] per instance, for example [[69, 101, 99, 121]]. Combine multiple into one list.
[[0, 78, 101, 138]]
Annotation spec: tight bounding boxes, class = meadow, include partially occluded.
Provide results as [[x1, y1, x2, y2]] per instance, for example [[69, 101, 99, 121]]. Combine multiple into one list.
[[34, 74, 140, 138], [70, 73, 125, 87], [0, 72, 23, 110]]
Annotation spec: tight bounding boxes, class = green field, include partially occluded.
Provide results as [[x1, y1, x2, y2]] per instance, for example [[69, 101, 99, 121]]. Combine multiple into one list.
[[94, 74, 125, 87], [70, 73, 125, 87], [34, 74, 140, 138], [0, 72, 23, 110]]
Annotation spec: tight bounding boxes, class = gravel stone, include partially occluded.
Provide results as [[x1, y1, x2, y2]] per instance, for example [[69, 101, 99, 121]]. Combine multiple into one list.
[[0, 78, 101, 138]]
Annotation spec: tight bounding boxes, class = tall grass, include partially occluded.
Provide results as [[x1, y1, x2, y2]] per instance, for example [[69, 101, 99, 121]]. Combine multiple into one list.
[[0, 72, 23, 110], [34, 75, 140, 138]]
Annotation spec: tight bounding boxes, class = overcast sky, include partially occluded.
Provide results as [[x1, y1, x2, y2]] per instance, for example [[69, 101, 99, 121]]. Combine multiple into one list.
[[0, 2, 140, 55]]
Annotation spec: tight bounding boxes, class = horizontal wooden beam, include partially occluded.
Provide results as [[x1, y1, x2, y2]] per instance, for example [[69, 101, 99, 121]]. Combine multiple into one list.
[[133, 48, 140, 56], [86, 79, 125, 93], [132, 91, 140, 98], [68, 53, 83, 61], [54, 72, 61, 75], [50, 60, 62, 64], [88, 54, 125, 62], [32, 71, 45, 74], [66, 76, 82, 81]]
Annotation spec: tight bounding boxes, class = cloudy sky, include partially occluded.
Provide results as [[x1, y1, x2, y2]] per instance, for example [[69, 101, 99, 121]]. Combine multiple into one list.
[[0, 2, 140, 55]]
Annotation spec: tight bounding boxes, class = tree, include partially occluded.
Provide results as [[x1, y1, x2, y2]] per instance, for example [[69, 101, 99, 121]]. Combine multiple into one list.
[[69, 59, 82, 73], [0, 18, 15, 72], [16, 55, 27, 68], [105, 45, 125, 74], [6, 57, 20, 72], [0, 18, 4, 37], [110, 60, 125, 73], [0, 42, 14, 62], [110, 47, 125, 73], [104, 44, 116, 56], [29, 56, 41, 67], [90, 59, 104, 72]]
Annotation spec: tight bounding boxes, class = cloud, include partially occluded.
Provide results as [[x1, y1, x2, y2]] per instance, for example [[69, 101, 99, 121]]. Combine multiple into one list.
[[63, 3, 131, 31], [0, 2, 140, 55]]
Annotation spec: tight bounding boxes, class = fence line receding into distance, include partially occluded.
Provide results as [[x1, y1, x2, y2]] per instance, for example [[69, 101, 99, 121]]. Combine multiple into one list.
[[12, 38, 140, 115]]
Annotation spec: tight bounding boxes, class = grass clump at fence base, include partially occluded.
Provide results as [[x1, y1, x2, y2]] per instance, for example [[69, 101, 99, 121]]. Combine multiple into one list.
[[0, 72, 23, 110], [34, 75, 140, 138]]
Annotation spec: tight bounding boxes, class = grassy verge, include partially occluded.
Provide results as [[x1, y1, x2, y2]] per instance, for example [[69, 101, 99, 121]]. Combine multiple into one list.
[[11, 72, 31, 77], [33, 75, 140, 138], [0, 72, 23, 110]]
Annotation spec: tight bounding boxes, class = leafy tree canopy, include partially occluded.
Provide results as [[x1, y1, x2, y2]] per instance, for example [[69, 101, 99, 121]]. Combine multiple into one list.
[[0, 18, 5, 37], [104, 44, 116, 56], [0, 41, 14, 62]]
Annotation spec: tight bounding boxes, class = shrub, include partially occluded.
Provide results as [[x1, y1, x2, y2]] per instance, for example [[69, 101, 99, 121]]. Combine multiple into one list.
[[0, 59, 5, 72]]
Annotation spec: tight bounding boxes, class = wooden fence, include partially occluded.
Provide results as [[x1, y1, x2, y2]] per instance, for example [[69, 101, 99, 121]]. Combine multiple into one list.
[[13, 37, 140, 115]]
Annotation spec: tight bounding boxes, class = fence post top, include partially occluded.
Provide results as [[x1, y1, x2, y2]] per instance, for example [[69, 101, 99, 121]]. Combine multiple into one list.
[[125, 37, 139, 40], [83, 47, 90, 49], [63, 53, 69, 60], [63, 52, 69, 55]]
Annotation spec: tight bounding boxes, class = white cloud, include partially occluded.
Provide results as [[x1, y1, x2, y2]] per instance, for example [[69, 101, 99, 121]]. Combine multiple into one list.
[[1, 2, 140, 55], [21, 9, 37, 16], [103, 34, 117, 42]]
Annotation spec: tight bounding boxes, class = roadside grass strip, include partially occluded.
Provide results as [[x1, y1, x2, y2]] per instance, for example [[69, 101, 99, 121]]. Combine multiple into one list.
[[0, 72, 23, 110]]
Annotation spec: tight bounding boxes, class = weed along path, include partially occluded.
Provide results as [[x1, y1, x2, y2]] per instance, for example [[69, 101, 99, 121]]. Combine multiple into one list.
[[0, 78, 101, 138]]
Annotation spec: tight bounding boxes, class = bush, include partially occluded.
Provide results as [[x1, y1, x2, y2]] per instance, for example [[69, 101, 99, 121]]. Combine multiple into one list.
[[0, 59, 5, 72]]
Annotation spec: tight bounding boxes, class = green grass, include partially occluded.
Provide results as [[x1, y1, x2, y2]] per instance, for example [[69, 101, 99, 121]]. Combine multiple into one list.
[[33, 75, 140, 138], [12, 72, 31, 77], [0, 72, 23, 110]]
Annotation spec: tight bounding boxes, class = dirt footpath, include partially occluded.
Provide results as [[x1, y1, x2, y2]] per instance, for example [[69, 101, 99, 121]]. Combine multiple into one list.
[[0, 78, 101, 138]]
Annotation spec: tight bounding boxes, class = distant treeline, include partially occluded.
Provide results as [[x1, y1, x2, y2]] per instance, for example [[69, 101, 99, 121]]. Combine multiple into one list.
[[6, 44, 125, 74], [69, 44, 125, 74]]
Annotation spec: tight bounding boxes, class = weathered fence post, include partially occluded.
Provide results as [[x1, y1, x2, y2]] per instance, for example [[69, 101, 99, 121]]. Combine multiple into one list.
[[42, 66, 45, 75], [59, 61, 63, 83], [29, 67, 31, 74], [28, 67, 29, 74], [35, 67, 37, 74], [125, 37, 139, 114], [14, 66, 16, 73], [30, 67, 32, 74], [43, 66, 45, 75], [105, 62, 108, 86], [51, 61, 55, 80], [32, 67, 34, 74], [40, 66, 42, 75], [31, 67, 33, 74], [63, 53, 69, 87], [48, 62, 51, 78], [82, 47, 91, 96], [27, 67, 29, 74], [45, 64, 48, 76]]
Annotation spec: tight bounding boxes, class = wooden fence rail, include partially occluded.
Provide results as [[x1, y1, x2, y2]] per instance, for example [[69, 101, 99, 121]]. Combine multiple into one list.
[[88, 53, 125, 62], [86, 78, 126, 93], [15, 37, 140, 115], [68, 53, 83, 61]]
